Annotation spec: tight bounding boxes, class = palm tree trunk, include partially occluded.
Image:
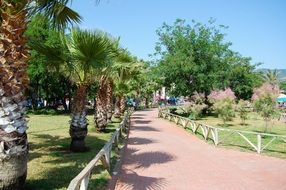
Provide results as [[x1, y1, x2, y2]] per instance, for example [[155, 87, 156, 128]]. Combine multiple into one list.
[[106, 79, 113, 122], [119, 96, 125, 115], [69, 85, 88, 152], [0, 5, 29, 189], [95, 77, 108, 131], [114, 96, 121, 118]]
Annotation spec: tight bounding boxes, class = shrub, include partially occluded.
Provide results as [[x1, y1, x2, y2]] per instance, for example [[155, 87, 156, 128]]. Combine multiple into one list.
[[189, 92, 207, 119], [208, 88, 236, 125], [252, 83, 280, 132], [237, 100, 250, 125]]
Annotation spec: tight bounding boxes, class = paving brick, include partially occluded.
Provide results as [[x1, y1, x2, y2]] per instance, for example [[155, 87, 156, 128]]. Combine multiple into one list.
[[111, 109, 286, 190]]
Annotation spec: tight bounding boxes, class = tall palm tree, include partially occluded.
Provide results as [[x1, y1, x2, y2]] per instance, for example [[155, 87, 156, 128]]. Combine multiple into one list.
[[29, 28, 114, 149], [106, 78, 114, 122], [263, 69, 280, 87], [112, 51, 144, 117], [95, 75, 108, 131], [0, 1, 80, 188], [94, 38, 119, 131], [112, 50, 134, 117], [60, 29, 114, 151]]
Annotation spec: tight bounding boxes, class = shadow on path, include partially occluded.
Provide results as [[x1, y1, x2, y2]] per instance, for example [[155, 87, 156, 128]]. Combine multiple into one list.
[[125, 151, 176, 169], [134, 126, 160, 132], [128, 137, 157, 145], [117, 169, 167, 190]]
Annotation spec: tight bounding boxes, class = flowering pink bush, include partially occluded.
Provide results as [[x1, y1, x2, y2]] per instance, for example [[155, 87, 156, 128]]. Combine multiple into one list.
[[252, 83, 279, 101], [208, 88, 236, 102], [252, 83, 280, 132], [208, 88, 236, 124]]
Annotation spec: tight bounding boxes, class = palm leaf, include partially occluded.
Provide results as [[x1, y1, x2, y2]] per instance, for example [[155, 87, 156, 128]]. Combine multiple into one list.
[[33, 0, 82, 29]]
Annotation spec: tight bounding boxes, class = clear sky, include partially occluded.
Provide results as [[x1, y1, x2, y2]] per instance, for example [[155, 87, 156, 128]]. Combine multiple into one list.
[[70, 0, 286, 69]]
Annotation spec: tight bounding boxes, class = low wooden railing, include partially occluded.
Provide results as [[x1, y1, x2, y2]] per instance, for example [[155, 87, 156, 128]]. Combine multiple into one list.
[[67, 111, 131, 190], [159, 108, 286, 154]]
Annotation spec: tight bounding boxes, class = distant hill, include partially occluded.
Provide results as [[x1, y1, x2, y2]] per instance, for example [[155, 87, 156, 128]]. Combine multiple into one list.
[[257, 69, 286, 81]]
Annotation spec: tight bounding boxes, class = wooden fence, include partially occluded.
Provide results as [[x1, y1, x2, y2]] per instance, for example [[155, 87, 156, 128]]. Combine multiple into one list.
[[159, 108, 286, 154], [67, 111, 131, 190]]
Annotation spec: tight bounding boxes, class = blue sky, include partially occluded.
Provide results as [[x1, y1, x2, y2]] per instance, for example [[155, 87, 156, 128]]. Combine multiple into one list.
[[71, 0, 286, 69]]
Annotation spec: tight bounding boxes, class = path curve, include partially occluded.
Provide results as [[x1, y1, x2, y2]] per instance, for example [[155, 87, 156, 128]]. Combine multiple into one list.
[[111, 109, 286, 190]]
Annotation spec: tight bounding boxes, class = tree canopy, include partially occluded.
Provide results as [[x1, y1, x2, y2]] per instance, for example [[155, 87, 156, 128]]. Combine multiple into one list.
[[152, 19, 262, 100]]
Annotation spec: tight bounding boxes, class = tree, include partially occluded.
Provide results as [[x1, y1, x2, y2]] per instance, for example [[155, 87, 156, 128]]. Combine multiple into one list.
[[237, 100, 250, 125], [94, 38, 119, 131], [61, 28, 114, 151], [152, 19, 261, 101], [112, 49, 135, 117], [263, 69, 279, 86], [252, 83, 280, 132], [26, 14, 75, 110], [228, 56, 263, 100], [280, 80, 286, 92], [0, 1, 80, 188], [153, 19, 232, 97], [95, 76, 109, 131]]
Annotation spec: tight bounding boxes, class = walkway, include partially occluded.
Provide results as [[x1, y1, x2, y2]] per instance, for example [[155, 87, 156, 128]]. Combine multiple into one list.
[[111, 109, 286, 190]]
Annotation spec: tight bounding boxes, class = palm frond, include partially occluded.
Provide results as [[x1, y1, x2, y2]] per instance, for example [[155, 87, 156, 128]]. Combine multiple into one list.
[[34, 0, 81, 29]]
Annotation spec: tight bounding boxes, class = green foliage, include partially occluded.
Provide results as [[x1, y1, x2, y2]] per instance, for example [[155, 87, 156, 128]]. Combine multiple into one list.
[[236, 100, 250, 125], [26, 14, 75, 109], [187, 92, 207, 120], [212, 99, 236, 124], [228, 59, 263, 100], [263, 69, 280, 86], [153, 19, 261, 99], [280, 80, 286, 91], [253, 96, 279, 132]]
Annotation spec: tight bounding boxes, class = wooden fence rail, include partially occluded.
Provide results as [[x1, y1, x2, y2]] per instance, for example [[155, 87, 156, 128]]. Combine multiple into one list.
[[159, 108, 286, 154], [67, 111, 131, 190]]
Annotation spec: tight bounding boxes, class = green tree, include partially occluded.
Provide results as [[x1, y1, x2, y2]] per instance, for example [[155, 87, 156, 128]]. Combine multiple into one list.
[[237, 100, 250, 125], [26, 14, 75, 110], [263, 69, 280, 86], [112, 49, 135, 117], [280, 80, 286, 92], [228, 56, 263, 100], [153, 19, 260, 101], [0, 1, 80, 188], [153, 19, 232, 97]]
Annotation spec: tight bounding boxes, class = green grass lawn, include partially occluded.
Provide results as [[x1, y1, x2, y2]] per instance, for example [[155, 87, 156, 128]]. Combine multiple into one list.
[[173, 109, 286, 159], [25, 113, 122, 190]]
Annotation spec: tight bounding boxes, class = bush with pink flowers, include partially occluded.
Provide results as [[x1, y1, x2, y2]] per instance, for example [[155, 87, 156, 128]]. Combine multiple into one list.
[[208, 88, 236, 124], [252, 83, 280, 132]]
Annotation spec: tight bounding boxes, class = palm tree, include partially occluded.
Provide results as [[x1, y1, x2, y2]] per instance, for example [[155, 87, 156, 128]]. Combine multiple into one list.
[[0, 1, 80, 188], [95, 76, 108, 131], [263, 69, 280, 87], [112, 51, 144, 117], [106, 78, 114, 122], [112, 50, 134, 117], [46, 29, 112, 152], [94, 38, 119, 131]]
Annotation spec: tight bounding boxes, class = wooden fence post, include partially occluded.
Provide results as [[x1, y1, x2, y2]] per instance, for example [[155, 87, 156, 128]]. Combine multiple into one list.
[[214, 128, 219, 146], [257, 134, 262, 154]]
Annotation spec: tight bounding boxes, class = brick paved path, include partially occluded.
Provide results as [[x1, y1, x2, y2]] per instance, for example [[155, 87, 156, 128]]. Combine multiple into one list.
[[111, 109, 286, 190]]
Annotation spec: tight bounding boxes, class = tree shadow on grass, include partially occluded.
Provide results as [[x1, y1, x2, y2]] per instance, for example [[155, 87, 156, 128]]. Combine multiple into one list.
[[27, 132, 111, 189], [25, 162, 109, 190]]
